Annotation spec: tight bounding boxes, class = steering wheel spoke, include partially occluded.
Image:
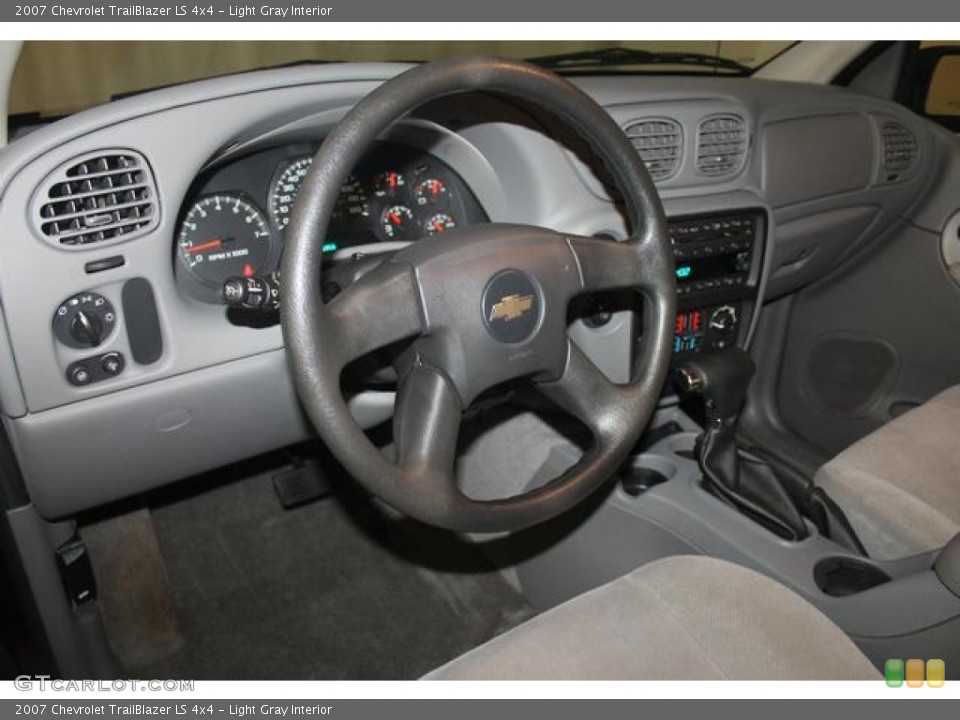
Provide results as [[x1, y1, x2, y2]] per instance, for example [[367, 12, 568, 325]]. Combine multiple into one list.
[[326, 261, 424, 369], [567, 233, 663, 294], [393, 362, 462, 490], [536, 338, 626, 444]]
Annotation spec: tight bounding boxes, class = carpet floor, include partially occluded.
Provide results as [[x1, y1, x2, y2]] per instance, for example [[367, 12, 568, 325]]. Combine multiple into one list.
[[88, 455, 534, 680]]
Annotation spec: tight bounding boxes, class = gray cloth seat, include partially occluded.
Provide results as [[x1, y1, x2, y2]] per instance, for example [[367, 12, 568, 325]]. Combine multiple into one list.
[[816, 385, 960, 560], [424, 556, 879, 680]]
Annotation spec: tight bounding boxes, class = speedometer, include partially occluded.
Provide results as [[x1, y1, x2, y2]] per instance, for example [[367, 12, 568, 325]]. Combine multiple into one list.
[[177, 194, 271, 288], [270, 157, 312, 229], [270, 157, 369, 230]]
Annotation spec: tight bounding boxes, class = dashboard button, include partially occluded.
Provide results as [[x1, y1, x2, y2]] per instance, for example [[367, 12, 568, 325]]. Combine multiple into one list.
[[68, 365, 92, 386], [100, 352, 124, 376]]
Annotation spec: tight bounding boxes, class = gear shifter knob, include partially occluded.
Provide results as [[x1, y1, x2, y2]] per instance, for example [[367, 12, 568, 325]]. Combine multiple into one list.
[[676, 347, 755, 425]]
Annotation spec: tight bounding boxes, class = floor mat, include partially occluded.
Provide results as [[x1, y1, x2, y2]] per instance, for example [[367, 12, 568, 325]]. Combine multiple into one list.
[[128, 463, 534, 680], [81, 509, 183, 670]]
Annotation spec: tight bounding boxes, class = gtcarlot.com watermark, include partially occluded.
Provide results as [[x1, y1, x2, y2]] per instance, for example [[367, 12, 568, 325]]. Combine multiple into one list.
[[14, 677, 195, 692]]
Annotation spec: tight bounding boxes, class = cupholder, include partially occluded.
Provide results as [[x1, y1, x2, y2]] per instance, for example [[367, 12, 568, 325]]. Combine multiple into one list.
[[620, 455, 677, 497], [814, 556, 892, 597]]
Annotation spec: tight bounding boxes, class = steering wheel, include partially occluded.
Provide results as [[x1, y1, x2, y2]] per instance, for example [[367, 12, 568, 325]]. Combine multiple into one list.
[[280, 57, 675, 533]]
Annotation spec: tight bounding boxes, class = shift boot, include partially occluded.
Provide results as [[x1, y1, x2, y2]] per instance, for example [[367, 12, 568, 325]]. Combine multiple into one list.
[[677, 348, 808, 541]]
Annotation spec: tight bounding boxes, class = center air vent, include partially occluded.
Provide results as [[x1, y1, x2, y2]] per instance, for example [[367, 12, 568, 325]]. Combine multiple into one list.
[[33, 150, 159, 248], [880, 121, 918, 172], [696, 114, 748, 177], [623, 118, 683, 181]]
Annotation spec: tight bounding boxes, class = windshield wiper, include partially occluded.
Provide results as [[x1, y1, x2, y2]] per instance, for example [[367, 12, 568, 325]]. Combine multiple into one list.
[[528, 46, 752, 75]]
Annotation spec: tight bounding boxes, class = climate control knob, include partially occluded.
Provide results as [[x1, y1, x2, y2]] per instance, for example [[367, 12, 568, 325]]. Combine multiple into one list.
[[709, 305, 738, 334]]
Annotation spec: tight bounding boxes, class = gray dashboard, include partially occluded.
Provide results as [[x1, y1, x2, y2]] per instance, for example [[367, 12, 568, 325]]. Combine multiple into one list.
[[0, 63, 937, 518]]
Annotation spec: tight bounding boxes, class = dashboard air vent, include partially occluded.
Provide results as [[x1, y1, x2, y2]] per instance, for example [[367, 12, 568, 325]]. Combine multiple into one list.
[[696, 114, 748, 177], [623, 118, 683, 181], [880, 121, 918, 171], [34, 150, 159, 248]]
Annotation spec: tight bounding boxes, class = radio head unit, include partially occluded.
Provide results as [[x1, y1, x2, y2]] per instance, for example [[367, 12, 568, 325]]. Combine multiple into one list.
[[667, 209, 766, 357]]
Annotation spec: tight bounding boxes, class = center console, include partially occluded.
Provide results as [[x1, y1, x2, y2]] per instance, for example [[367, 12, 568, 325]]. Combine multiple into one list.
[[513, 206, 960, 677]]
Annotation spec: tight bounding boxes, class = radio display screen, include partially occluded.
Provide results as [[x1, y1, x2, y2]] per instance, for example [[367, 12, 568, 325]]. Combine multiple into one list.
[[675, 253, 742, 283]]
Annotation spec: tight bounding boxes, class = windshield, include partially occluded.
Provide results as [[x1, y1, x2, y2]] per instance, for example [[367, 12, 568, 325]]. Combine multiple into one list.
[[10, 41, 794, 120]]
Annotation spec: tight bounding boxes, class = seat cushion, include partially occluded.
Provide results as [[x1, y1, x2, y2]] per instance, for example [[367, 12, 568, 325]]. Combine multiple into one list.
[[816, 385, 960, 560], [423, 556, 879, 680]]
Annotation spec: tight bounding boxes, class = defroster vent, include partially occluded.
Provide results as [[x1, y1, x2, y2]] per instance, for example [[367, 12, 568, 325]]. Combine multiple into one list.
[[33, 150, 159, 248]]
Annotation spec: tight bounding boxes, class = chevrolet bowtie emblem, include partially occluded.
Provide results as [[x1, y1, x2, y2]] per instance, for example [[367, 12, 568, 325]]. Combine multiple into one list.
[[488, 293, 535, 322]]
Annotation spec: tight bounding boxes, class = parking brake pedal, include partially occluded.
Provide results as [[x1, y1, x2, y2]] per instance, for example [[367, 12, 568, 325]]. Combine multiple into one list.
[[56, 538, 97, 608], [272, 459, 332, 509]]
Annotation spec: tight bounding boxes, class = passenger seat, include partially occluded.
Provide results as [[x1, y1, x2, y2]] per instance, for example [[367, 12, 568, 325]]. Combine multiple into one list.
[[815, 385, 960, 560]]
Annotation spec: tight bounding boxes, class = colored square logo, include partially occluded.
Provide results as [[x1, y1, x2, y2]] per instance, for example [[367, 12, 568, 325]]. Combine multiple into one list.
[[885, 659, 904, 687], [906, 658, 925, 687], [927, 659, 945, 688]]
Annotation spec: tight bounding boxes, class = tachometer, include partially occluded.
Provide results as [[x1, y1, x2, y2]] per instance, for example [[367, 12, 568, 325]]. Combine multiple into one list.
[[177, 194, 271, 288]]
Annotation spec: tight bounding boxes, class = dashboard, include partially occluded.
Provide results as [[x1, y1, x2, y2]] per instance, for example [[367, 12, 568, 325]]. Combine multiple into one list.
[[175, 141, 488, 302], [0, 62, 949, 519]]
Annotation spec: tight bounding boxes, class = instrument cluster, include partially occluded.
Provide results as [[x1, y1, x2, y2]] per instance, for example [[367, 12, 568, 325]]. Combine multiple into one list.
[[175, 142, 488, 303]]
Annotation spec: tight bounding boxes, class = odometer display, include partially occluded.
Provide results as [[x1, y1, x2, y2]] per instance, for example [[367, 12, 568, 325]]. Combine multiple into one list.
[[177, 194, 271, 288]]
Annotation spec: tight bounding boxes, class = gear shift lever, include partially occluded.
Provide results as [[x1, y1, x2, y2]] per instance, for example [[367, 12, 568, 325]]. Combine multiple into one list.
[[676, 348, 756, 428], [677, 348, 809, 541]]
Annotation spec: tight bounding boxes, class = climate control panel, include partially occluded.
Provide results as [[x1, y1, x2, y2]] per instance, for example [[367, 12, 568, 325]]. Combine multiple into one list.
[[673, 304, 741, 356]]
